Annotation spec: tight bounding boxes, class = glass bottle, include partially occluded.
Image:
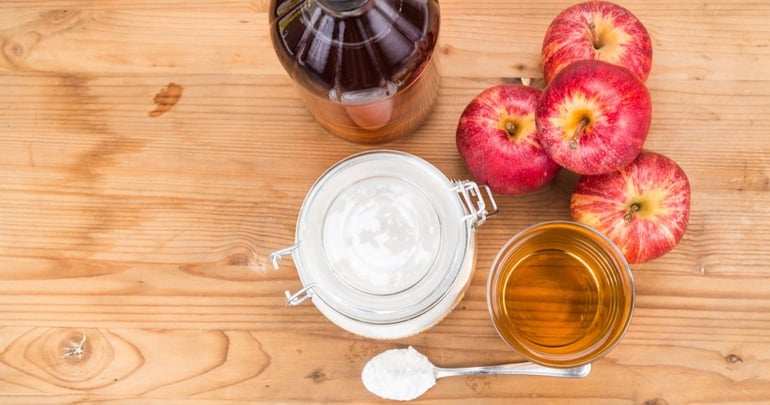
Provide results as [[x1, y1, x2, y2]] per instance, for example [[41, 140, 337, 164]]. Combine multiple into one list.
[[269, 0, 441, 144]]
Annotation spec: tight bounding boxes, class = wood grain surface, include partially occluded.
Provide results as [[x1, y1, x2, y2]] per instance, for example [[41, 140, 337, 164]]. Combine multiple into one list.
[[1, 0, 769, 403]]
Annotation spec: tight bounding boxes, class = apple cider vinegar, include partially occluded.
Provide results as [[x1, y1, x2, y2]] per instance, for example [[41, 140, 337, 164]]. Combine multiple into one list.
[[487, 221, 634, 368], [269, 0, 441, 144], [297, 58, 440, 144], [501, 248, 599, 349]]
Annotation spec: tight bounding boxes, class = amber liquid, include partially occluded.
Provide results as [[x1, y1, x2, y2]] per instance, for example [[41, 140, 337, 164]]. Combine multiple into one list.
[[489, 222, 633, 367], [298, 56, 439, 143], [270, 0, 441, 143]]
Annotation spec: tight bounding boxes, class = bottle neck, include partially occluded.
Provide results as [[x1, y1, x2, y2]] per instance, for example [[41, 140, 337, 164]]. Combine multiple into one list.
[[317, 0, 373, 15]]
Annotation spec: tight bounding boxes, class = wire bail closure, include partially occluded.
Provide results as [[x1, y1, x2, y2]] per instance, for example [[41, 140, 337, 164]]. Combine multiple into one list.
[[268, 243, 314, 306], [285, 284, 316, 306], [268, 242, 300, 270], [452, 180, 498, 229]]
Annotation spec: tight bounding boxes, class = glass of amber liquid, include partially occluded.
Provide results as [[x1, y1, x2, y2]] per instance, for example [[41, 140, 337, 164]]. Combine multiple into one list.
[[487, 221, 634, 368]]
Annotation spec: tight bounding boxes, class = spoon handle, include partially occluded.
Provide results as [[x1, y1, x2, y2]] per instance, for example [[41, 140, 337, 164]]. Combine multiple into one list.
[[434, 362, 591, 379]]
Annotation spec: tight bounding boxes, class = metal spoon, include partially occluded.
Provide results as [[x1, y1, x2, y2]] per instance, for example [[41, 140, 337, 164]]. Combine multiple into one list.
[[361, 347, 590, 401], [433, 361, 591, 379]]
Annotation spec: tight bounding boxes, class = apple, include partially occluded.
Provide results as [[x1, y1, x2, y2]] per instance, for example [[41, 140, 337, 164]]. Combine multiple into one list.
[[536, 59, 651, 175], [570, 150, 691, 264], [456, 83, 561, 195], [541, 1, 653, 83]]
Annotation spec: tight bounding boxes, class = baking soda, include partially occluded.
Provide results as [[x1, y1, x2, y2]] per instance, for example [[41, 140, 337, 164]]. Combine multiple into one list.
[[361, 346, 436, 401]]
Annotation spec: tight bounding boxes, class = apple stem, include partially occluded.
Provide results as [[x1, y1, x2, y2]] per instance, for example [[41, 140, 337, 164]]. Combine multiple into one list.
[[589, 22, 601, 50], [570, 116, 591, 149], [624, 203, 641, 222], [505, 121, 517, 139]]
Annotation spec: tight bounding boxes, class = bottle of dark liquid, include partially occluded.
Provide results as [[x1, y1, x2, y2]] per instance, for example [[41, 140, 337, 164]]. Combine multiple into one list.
[[269, 0, 440, 144]]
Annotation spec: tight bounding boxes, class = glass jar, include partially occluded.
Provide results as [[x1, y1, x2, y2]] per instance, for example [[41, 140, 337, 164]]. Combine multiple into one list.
[[270, 150, 497, 339], [269, 0, 441, 144], [487, 221, 635, 367]]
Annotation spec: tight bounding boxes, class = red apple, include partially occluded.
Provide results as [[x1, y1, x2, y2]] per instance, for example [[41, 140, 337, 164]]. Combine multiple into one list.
[[536, 59, 651, 175], [456, 83, 561, 195], [570, 150, 691, 264], [542, 1, 653, 83]]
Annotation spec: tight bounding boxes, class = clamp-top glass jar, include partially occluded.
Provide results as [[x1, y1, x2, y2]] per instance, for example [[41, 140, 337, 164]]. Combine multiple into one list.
[[269, 0, 441, 143], [270, 151, 497, 339]]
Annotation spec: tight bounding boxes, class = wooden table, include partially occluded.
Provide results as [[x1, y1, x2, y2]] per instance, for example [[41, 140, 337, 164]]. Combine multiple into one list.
[[1, 1, 768, 403]]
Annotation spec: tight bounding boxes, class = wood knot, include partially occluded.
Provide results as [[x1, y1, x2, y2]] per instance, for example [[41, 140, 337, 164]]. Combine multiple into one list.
[[0, 328, 124, 389], [644, 399, 669, 405], [5, 41, 25, 58], [149, 82, 183, 117], [45, 329, 112, 382], [226, 253, 250, 266], [307, 369, 327, 383], [62, 331, 89, 360], [2, 32, 42, 66], [725, 353, 744, 363]]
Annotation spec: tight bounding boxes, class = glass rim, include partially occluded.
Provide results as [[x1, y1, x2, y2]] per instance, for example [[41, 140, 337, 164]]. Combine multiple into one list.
[[486, 220, 635, 368]]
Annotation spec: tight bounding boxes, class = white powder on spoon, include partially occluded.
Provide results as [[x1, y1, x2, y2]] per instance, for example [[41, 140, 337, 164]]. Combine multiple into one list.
[[361, 346, 436, 401]]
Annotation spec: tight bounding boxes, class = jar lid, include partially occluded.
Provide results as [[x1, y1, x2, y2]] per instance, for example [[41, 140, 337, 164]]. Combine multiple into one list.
[[271, 150, 496, 338]]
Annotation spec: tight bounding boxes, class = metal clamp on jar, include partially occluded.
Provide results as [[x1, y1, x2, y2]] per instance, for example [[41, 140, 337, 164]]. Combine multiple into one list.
[[270, 150, 497, 339]]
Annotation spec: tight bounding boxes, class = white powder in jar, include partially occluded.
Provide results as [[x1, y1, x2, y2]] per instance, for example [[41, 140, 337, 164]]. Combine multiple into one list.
[[361, 346, 436, 401]]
